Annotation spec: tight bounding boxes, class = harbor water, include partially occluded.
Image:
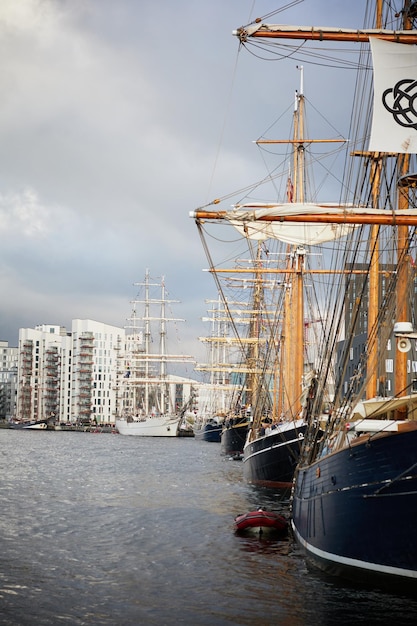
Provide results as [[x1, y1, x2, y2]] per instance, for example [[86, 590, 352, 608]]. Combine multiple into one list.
[[1, 430, 416, 625]]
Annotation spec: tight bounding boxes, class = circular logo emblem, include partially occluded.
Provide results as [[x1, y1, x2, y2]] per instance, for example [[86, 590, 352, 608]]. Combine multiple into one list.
[[382, 78, 417, 129]]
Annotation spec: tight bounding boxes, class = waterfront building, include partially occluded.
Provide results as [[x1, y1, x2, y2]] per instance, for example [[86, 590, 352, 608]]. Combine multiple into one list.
[[17, 325, 71, 423], [16, 321, 124, 425], [14, 319, 200, 425], [71, 319, 124, 425], [0, 340, 18, 421]]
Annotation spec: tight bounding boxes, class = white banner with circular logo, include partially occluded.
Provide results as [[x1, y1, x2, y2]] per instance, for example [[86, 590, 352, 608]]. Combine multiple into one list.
[[369, 38, 417, 154]]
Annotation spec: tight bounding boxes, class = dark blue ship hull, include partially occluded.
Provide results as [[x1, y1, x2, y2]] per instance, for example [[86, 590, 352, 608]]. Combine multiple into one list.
[[194, 420, 222, 442], [291, 427, 417, 589], [203, 424, 221, 442], [221, 421, 249, 456], [243, 422, 306, 487]]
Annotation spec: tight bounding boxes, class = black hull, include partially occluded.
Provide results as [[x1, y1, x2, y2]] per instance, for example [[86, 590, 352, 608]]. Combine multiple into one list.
[[9, 420, 48, 430], [292, 428, 417, 590], [221, 422, 249, 456], [194, 423, 222, 443], [243, 424, 306, 487]]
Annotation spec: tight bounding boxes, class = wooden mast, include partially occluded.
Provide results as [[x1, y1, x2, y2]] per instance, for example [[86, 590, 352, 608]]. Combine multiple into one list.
[[365, 155, 382, 399], [396, 2, 413, 402], [279, 68, 306, 418], [365, 0, 384, 399], [289, 68, 305, 418], [246, 243, 263, 429], [396, 156, 411, 401]]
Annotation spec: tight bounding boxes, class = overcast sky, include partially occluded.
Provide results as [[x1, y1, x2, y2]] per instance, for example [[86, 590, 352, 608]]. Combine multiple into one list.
[[0, 0, 365, 366]]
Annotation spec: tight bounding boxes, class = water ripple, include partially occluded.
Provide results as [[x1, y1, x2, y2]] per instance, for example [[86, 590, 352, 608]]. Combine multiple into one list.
[[0, 430, 416, 625]]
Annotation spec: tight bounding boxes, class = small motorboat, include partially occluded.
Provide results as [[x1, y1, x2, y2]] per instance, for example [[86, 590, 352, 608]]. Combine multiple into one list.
[[234, 508, 288, 535]]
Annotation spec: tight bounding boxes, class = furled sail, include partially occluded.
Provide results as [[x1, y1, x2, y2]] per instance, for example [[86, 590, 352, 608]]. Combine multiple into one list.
[[369, 38, 417, 153], [191, 203, 417, 236], [227, 202, 358, 244]]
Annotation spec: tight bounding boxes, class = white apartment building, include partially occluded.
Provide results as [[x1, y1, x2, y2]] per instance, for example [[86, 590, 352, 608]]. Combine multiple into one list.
[[0, 340, 18, 421], [17, 320, 125, 424], [71, 319, 124, 424], [17, 325, 71, 423]]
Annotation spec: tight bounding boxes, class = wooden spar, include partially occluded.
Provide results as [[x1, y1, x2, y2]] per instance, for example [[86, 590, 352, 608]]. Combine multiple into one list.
[[199, 336, 267, 343], [233, 25, 417, 44], [205, 268, 381, 274], [256, 139, 346, 144], [196, 366, 272, 374], [192, 209, 417, 226]]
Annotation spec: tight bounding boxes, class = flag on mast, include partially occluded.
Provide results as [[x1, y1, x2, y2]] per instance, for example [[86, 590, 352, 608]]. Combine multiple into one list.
[[369, 38, 417, 154], [286, 176, 294, 203]]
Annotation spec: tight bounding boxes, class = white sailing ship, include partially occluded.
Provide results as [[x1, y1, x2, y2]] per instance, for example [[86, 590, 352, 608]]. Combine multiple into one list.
[[115, 270, 195, 437]]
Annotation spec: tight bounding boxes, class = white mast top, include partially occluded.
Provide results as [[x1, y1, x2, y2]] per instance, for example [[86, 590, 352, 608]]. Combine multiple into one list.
[[297, 64, 304, 96]]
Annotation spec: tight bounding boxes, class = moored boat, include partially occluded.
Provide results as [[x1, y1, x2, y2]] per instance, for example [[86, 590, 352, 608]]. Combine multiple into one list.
[[243, 419, 306, 486], [115, 270, 196, 438], [234, 509, 288, 535], [115, 415, 180, 437], [9, 419, 48, 430], [192, 68, 340, 485], [233, 0, 417, 590], [194, 417, 223, 442], [220, 414, 249, 457], [292, 417, 417, 588]]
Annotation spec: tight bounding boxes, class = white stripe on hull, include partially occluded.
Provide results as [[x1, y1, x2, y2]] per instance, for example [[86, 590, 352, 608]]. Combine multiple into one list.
[[291, 521, 417, 580]]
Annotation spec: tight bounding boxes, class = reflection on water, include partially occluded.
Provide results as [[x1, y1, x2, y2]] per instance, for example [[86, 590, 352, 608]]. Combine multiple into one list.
[[0, 430, 416, 625]]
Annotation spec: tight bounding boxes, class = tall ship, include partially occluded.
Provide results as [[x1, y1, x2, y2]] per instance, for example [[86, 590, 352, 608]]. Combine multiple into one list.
[[115, 270, 196, 437], [193, 296, 240, 442], [220, 246, 296, 469], [232, 1, 417, 589], [195, 254, 287, 461], [238, 70, 319, 486], [191, 68, 347, 483]]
